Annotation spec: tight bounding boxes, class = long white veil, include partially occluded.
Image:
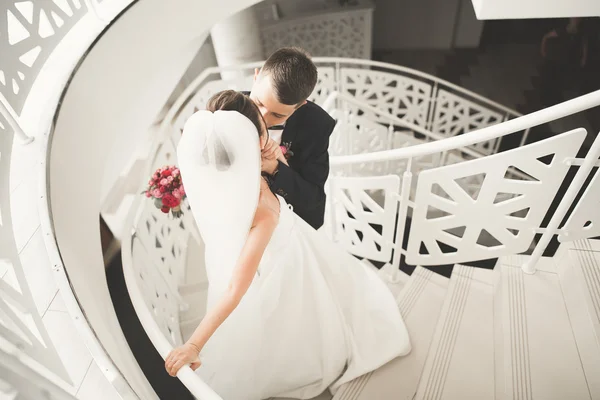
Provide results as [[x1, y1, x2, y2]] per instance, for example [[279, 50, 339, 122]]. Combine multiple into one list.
[[176, 110, 261, 290]]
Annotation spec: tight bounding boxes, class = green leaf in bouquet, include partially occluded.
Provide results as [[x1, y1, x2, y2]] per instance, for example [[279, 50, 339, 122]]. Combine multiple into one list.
[[154, 198, 163, 208]]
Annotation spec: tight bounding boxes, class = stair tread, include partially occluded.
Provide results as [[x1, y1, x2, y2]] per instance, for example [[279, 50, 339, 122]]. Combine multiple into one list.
[[333, 267, 450, 400], [415, 265, 495, 399], [557, 240, 600, 399], [497, 262, 590, 400]]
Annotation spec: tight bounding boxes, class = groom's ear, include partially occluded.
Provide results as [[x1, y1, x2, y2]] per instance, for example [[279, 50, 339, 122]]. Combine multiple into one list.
[[253, 68, 260, 81]]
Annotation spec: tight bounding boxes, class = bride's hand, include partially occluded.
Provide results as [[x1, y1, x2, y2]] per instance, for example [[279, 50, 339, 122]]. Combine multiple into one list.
[[165, 343, 202, 376]]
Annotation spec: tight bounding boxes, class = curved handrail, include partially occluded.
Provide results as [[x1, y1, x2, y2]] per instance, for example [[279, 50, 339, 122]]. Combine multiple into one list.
[[121, 193, 223, 400], [330, 89, 600, 166], [32, 1, 145, 399], [158, 57, 521, 138], [323, 91, 487, 161]]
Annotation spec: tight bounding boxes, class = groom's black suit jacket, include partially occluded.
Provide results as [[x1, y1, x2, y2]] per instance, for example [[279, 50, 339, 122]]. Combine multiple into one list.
[[245, 92, 336, 229]]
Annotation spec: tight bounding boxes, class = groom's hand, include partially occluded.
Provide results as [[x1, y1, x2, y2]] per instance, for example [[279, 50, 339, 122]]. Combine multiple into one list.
[[261, 138, 280, 175], [261, 155, 278, 175], [262, 138, 279, 160]]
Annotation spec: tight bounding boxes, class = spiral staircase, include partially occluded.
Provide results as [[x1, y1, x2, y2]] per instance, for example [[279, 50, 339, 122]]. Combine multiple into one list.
[[2, 1, 600, 400]]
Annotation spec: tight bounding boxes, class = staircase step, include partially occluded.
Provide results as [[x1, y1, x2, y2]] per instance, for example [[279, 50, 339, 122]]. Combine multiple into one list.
[[557, 240, 600, 399], [333, 267, 450, 400], [413, 265, 495, 399], [497, 257, 591, 400]]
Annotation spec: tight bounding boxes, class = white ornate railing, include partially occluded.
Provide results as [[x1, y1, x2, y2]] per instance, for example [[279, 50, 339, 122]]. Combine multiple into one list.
[[121, 139, 222, 400], [325, 90, 600, 276], [159, 58, 524, 152], [0, 0, 139, 397], [259, 2, 374, 59]]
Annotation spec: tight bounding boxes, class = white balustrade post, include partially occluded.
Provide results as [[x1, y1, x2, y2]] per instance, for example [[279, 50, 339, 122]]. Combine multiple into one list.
[[522, 132, 600, 274], [0, 102, 34, 144], [210, 8, 264, 80], [385, 158, 412, 283]]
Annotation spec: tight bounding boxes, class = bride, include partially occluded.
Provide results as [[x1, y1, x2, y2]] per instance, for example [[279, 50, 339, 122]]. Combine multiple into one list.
[[165, 90, 410, 400]]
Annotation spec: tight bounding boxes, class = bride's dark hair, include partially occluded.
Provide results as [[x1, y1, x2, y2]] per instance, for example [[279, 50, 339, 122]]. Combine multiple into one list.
[[206, 90, 266, 138]]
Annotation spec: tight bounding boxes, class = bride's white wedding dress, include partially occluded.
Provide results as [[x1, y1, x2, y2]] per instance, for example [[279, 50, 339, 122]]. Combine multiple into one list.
[[178, 110, 410, 400]]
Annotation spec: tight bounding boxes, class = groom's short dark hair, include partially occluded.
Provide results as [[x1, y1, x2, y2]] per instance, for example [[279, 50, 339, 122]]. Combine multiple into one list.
[[261, 47, 318, 106]]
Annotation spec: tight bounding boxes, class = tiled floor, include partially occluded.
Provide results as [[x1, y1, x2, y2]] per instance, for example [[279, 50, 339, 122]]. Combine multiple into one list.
[[6, 135, 119, 399]]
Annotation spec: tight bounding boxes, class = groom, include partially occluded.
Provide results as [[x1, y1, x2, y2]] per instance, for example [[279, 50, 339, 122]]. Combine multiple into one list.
[[247, 47, 336, 230]]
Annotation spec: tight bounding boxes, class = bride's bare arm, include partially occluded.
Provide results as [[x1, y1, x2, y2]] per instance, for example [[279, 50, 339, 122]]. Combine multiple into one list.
[[165, 206, 277, 376]]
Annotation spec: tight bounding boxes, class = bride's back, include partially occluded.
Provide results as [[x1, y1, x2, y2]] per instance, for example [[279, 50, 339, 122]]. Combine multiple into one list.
[[177, 91, 269, 287]]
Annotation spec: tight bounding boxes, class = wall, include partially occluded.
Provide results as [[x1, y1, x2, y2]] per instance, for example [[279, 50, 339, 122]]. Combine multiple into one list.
[[373, 0, 460, 50], [49, 0, 260, 397], [454, 0, 484, 48], [472, 0, 600, 19], [372, 0, 483, 50]]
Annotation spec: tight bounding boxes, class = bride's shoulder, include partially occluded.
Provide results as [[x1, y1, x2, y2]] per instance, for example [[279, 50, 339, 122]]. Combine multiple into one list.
[[253, 194, 279, 228]]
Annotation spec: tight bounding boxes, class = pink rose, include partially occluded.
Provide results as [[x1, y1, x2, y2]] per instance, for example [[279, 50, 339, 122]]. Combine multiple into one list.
[[160, 178, 168, 186], [179, 184, 185, 196], [148, 179, 154, 185], [280, 145, 287, 155], [145, 191, 152, 198], [152, 188, 163, 198], [173, 189, 182, 199], [167, 176, 174, 183], [172, 169, 180, 177]]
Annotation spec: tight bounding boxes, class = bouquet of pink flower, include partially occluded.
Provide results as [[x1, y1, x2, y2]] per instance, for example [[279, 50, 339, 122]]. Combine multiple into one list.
[[143, 165, 186, 218]]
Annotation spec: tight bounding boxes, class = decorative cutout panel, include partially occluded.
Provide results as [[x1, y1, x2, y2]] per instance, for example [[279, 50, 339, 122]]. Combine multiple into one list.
[[260, 8, 372, 59], [132, 237, 182, 346], [561, 167, 600, 242], [340, 68, 432, 128], [431, 89, 503, 155], [329, 111, 442, 181], [308, 66, 335, 107], [0, 1, 87, 114], [406, 129, 586, 265], [330, 175, 400, 262]]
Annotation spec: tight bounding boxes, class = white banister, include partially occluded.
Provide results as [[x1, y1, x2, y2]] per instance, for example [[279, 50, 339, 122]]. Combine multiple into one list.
[[121, 194, 223, 400], [522, 131, 600, 274], [390, 160, 413, 282], [161, 57, 522, 138], [323, 91, 487, 161], [330, 90, 600, 166]]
